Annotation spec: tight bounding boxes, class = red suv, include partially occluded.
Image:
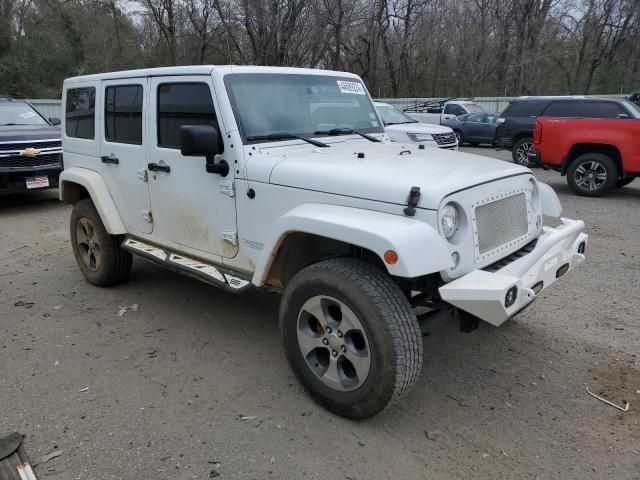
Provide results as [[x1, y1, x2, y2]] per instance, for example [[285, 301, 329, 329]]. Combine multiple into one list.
[[529, 104, 640, 196]]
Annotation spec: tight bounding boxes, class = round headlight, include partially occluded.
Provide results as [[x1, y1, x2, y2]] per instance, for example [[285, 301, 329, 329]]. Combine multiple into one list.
[[441, 203, 459, 240], [528, 178, 539, 204]]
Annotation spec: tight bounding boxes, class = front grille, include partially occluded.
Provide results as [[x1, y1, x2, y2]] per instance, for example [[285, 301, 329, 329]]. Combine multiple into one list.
[[432, 132, 456, 145], [0, 139, 61, 152], [475, 193, 528, 254], [0, 153, 61, 168]]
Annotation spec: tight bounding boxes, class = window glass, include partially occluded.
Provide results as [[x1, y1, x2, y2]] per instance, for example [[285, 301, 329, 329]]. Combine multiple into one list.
[[0, 102, 48, 126], [465, 103, 484, 113], [157, 83, 218, 149], [444, 104, 465, 115], [502, 101, 545, 117], [66, 87, 95, 139], [541, 101, 579, 117], [485, 114, 498, 124], [466, 113, 484, 123], [376, 105, 416, 125], [581, 101, 626, 118], [224, 74, 382, 142], [105, 85, 143, 144]]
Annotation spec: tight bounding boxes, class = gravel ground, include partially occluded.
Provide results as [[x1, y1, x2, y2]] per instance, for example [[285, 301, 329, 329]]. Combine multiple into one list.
[[1, 146, 639, 479]]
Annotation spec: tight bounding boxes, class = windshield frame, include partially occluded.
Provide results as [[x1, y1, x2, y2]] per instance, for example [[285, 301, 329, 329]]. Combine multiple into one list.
[[0, 101, 50, 127], [223, 73, 384, 145]]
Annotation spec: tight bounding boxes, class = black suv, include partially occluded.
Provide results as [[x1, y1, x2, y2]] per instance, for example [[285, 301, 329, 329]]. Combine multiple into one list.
[[0, 98, 62, 194], [495, 96, 637, 165]]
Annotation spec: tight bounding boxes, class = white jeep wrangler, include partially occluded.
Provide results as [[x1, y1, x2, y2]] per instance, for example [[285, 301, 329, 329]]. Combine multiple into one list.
[[60, 66, 588, 419]]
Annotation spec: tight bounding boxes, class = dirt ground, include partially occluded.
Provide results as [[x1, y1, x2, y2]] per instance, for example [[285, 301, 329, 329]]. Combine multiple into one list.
[[1, 147, 639, 480]]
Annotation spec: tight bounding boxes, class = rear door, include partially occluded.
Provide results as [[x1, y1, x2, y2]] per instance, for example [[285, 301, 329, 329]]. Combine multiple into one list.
[[540, 100, 580, 118], [145, 76, 238, 259], [99, 78, 152, 234]]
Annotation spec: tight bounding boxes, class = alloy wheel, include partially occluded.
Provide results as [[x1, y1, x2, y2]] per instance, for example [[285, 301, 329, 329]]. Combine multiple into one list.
[[574, 161, 607, 192], [515, 141, 532, 164], [296, 295, 371, 392], [76, 217, 102, 272]]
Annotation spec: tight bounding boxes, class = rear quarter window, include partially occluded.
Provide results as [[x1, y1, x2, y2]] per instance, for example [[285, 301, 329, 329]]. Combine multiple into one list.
[[66, 87, 96, 139]]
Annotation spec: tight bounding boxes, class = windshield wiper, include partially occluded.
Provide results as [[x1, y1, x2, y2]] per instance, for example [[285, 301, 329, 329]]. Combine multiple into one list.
[[385, 121, 418, 126], [246, 133, 329, 148], [314, 128, 381, 142]]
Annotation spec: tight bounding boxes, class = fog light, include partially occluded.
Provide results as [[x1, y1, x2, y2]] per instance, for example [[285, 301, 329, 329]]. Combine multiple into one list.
[[577, 241, 586, 254], [532, 281, 544, 294], [505, 286, 518, 308]]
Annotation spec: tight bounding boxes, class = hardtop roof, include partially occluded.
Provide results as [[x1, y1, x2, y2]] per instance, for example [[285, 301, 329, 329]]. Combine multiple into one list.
[[63, 65, 362, 85]]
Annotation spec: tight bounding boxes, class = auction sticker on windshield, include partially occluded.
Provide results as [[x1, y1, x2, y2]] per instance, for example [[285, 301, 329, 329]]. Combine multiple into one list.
[[337, 81, 366, 95]]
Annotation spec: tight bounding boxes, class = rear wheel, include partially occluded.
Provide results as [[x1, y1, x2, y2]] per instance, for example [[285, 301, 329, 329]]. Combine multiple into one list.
[[280, 258, 423, 419], [512, 137, 533, 165], [567, 153, 618, 197], [70, 199, 132, 286]]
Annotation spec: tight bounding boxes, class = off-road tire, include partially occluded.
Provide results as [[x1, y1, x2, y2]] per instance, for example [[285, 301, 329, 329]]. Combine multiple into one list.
[[567, 153, 618, 197], [70, 198, 132, 286], [616, 177, 635, 188], [512, 137, 533, 165], [280, 258, 423, 419]]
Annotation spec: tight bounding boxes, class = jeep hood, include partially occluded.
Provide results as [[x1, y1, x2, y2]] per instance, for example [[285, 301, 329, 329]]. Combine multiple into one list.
[[264, 141, 529, 210]]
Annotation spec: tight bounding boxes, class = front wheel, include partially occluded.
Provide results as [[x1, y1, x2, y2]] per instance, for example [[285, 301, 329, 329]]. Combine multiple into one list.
[[567, 153, 618, 197], [280, 258, 423, 419], [512, 137, 533, 165], [454, 130, 463, 145]]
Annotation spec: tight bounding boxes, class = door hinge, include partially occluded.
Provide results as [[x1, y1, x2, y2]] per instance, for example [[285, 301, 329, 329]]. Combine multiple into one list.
[[137, 169, 148, 182], [142, 210, 153, 223], [219, 180, 235, 197], [223, 231, 238, 246]]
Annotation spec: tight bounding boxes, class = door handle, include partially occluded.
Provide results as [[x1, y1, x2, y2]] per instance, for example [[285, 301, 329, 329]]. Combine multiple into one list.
[[148, 162, 170, 173], [101, 155, 119, 165]]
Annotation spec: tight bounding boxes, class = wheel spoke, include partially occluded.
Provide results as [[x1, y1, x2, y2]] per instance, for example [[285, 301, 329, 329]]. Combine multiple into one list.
[[575, 165, 586, 175], [322, 358, 341, 387], [300, 296, 328, 328], [297, 331, 325, 357], [77, 219, 90, 245]]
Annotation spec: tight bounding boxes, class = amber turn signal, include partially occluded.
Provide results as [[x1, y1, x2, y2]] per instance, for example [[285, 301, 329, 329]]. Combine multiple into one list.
[[384, 250, 398, 265]]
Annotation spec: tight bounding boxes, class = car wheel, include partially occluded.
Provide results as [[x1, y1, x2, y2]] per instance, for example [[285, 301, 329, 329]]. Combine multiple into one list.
[[567, 153, 618, 197], [616, 177, 634, 188], [512, 137, 533, 165], [70, 198, 132, 286], [454, 130, 463, 145], [280, 258, 423, 419]]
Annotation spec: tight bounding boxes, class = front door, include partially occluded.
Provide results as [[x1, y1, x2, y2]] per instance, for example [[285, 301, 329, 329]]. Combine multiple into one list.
[[100, 78, 152, 234], [146, 76, 237, 259]]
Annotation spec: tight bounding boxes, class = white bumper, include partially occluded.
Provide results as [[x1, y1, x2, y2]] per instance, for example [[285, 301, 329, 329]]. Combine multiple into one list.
[[439, 218, 587, 326]]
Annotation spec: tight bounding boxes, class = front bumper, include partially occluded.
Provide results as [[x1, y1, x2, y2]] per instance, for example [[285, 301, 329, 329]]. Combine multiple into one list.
[[0, 165, 61, 195], [439, 217, 587, 326]]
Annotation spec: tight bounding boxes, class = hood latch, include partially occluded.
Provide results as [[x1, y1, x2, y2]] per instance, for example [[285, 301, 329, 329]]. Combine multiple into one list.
[[404, 186, 421, 217]]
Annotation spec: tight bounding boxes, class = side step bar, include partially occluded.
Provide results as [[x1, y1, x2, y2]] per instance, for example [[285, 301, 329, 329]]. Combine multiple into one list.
[[122, 238, 253, 294]]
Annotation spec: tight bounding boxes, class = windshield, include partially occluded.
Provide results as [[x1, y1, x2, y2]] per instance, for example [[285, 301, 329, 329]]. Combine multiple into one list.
[[0, 102, 48, 126], [224, 73, 383, 142], [464, 103, 485, 113], [622, 100, 640, 118], [376, 105, 416, 125]]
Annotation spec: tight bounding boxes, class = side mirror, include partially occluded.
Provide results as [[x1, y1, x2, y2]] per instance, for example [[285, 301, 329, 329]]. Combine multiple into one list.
[[180, 125, 223, 156], [179, 125, 228, 176], [49, 117, 61, 126]]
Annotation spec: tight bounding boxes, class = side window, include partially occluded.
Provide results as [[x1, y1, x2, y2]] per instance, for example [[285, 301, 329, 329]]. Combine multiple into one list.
[[444, 104, 465, 115], [503, 101, 545, 117], [66, 87, 96, 139], [541, 101, 579, 117], [157, 83, 218, 149], [105, 85, 143, 144], [466, 113, 483, 122], [581, 101, 626, 118]]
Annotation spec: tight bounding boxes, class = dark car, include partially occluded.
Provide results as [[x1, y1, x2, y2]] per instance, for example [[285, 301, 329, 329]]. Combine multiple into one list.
[[442, 112, 498, 146], [495, 96, 638, 165], [0, 98, 62, 194]]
